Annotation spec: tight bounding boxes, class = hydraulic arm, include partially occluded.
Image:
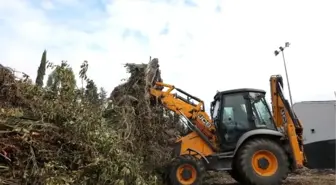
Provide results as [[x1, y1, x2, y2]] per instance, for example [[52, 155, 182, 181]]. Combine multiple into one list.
[[150, 82, 217, 144], [270, 75, 306, 168]]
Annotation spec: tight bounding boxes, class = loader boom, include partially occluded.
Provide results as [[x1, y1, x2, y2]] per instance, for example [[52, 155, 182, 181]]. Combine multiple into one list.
[[270, 75, 306, 168], [150, 82, 218, 144]]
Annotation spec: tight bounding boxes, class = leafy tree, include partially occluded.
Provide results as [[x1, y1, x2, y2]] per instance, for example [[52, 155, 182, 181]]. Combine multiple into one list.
[[35, 50, 47, 87], [45, 61, 76, 96], [46, 69, 58, 91], [46, 72, 54, 89], [79, 60, 89, 90], [99, 87, 107, 105], [85, 79, 99, 104]]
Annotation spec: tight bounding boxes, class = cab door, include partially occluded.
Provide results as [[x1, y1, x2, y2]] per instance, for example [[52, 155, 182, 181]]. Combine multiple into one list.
[[218, 93, 254, 151]]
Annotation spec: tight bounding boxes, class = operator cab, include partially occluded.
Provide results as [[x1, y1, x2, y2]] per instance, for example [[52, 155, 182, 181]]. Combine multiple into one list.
[[210, 88, 277, 152]]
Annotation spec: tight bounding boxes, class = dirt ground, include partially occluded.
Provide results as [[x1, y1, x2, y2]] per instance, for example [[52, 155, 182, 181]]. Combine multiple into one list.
[[203, 170, 336, 185]]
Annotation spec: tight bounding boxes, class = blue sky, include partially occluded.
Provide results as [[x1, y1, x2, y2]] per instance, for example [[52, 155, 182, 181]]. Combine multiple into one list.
[[0, 0, 335, 111]]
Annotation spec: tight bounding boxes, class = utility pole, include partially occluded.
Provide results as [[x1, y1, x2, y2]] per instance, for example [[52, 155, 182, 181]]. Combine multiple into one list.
[[274, 42, 294, 107]]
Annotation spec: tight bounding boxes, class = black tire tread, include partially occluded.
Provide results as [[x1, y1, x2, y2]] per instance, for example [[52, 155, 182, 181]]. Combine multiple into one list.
[[236, 138, 290, 185], [168, 155, 205, 185], [228, 158, 241, 182]]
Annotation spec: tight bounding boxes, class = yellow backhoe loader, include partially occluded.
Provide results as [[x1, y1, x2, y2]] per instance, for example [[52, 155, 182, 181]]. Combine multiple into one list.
[[146, 59, 306, 185]]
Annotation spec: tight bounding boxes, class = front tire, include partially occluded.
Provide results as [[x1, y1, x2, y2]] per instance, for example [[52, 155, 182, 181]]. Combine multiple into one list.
[[228, 158, 241, 182], [236, 138, 290, 185], [168, 155, 205, 185]]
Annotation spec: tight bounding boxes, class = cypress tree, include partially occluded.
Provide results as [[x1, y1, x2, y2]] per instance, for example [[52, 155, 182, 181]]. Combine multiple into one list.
[[35, 50, 47, 87]]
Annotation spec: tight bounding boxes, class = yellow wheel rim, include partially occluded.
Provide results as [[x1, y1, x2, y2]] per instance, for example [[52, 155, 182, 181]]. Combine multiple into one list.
[[252, 150, 278, 176], [176, 164, 197, 184]]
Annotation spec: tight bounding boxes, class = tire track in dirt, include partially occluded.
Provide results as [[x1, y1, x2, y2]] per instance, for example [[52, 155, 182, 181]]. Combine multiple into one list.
[[203, 171, 335, 185]]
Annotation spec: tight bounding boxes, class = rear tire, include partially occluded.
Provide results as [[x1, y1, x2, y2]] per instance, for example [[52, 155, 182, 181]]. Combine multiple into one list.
[[168, 155, 205, 185], [236, 138, 290, 185]]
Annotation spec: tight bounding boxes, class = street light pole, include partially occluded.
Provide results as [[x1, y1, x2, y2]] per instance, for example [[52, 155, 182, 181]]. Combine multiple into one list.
[[274, 42, 294, 107]]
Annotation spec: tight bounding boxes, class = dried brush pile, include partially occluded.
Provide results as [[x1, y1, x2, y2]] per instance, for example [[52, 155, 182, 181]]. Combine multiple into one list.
[[0, 58, 182, 185]]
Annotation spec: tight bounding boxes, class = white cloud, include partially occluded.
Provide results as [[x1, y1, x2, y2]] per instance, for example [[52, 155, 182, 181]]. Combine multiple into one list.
[[0, 0, 335, 112]]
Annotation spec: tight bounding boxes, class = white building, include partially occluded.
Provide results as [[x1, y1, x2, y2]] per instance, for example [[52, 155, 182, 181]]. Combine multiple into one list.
[[293, 100, 336, 169]]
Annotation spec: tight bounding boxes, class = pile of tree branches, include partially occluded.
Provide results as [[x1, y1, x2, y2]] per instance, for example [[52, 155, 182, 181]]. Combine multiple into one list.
[[0, 51, 182, 185], [108, 58, 182, 176]]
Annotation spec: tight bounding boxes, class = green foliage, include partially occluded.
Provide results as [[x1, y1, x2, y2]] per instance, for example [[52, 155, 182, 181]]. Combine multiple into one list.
[[85, 79, 99, 104], [79, 60, 89, 90], [79, 60, 89, 81], [45, 61, 76, 98], [0, 59, 170, 185], [35, 50, 47, 87], [99, 87, 107, 105]]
